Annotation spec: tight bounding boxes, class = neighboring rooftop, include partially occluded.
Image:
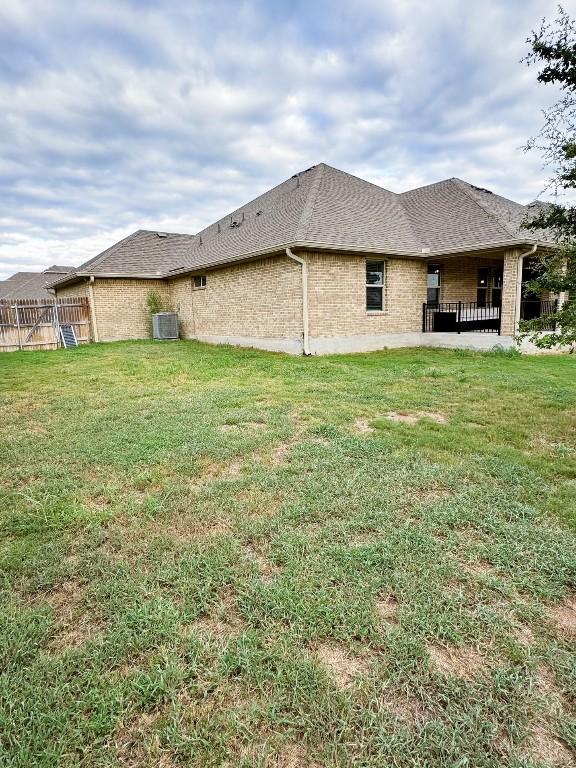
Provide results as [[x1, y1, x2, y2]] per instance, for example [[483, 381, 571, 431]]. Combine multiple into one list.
[[48, 163, 553, 288], [0, 265, 75, 300]]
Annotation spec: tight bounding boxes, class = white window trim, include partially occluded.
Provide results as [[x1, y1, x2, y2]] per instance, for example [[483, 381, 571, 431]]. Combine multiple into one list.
[[366, 259, 386, 313], [192, 275, 207, 290]]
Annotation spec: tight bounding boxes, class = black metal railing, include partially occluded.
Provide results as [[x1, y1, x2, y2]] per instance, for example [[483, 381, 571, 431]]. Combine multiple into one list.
[[520, 299, 558, 331], [422, 302, 501, 334]]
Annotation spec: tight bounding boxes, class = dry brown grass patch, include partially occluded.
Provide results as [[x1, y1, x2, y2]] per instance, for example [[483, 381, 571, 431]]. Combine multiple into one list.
[[428, 642, 490, 681], [527, 723, 575, 767], [191, 587, 247, 639], [113, 708, 179, 768], [219, 422, 265, 433], [353, 418, 375, 434], [244, 545, 280, 582], [375, 595, 399, 625], [385, 411, 447, 424], [32, 580, 105, 650], [272, 441, 294, 464], [314, 642, 371, 689], [373, 686, 425, 724], [546, 597, 576, 639], [460, 559, 494, 578], [101, 509, 233, 561], [268, 742, 322, 768], [511, 623, 536, 648]]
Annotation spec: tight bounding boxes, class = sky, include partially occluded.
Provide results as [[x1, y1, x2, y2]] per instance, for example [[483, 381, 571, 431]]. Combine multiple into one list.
[[0, 0, 567, 279]]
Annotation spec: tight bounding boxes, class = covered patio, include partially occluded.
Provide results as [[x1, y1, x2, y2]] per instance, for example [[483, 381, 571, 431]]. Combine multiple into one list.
[[421, 250, 557, 337]]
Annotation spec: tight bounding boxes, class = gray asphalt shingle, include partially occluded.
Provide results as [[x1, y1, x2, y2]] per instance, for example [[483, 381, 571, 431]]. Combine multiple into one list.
[[48, 163, 552, 287]]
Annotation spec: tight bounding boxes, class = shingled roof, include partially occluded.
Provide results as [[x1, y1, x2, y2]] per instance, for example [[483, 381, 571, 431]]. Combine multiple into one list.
[[48, 163, 553, 288], [0, 265, 74, 300]]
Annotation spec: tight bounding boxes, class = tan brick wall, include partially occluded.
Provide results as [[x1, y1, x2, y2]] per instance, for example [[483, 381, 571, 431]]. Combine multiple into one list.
[[90, 279, 171, 341], [306, 253, 427, 337], [436, 256, 503, 302], [501, 250, 520, 336], [169, 256, 302, 341], [56, 282, 89, 299]]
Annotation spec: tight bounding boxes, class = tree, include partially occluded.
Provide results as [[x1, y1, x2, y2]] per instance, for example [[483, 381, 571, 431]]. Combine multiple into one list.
[[520, 5, 576, 349]]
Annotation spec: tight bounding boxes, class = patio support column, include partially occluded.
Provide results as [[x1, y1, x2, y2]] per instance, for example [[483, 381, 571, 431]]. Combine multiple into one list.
[[500, 249, 521, 336]]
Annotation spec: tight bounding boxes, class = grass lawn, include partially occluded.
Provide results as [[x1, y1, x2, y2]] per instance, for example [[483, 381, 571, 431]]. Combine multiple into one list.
[[1, 340, 575, 768]]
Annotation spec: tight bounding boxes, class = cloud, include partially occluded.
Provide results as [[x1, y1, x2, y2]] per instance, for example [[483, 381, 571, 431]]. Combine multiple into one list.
[[0, 0, 565, 278]]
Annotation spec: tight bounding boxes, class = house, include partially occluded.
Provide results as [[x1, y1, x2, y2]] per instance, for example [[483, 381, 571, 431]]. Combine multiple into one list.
[[48, 163, 559, 354], [0, 265, 74, 301]]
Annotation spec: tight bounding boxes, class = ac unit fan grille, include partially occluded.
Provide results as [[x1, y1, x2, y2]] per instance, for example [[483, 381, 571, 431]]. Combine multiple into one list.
[[152, 312, 179, 340]]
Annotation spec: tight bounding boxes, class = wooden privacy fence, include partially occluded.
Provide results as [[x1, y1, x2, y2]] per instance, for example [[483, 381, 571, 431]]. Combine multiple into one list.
[[0, 298, 92, 352]]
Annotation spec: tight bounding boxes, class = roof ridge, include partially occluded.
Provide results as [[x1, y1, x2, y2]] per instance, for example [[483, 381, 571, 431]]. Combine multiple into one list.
[[317, 163, 397, 194], [295, 164, 325, 240], [78, 230, 145, 272], [451, 178, 517, 239]]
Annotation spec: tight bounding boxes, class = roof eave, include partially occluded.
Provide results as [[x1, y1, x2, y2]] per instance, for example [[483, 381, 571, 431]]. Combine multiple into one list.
[[165, 237, 558, 277], [48, 271, 166, 288]]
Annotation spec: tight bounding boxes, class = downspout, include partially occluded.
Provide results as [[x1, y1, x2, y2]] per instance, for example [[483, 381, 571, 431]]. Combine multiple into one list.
[[88, 276, 100, 342], [285, 247, 310, 355], [514, 244, 537, 332]]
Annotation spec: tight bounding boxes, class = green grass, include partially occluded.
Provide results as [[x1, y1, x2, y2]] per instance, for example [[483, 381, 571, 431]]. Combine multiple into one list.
[[0, 340, 575, 767]]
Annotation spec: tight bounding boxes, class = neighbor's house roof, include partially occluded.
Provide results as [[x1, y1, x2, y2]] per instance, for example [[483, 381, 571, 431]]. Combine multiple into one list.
[[48, 163, 554, 289], [0, 265, 75, 300]]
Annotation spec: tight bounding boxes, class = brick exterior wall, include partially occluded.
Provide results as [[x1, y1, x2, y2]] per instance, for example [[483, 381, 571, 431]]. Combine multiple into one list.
[[59, 278, 170, 342], [435, 256, 504, 302], [501, 250, 520, 336], [306, 253, 427, 337], [170, 256, 302, 342], [55, 248, 523, 350], [56, 282, 89, 299]]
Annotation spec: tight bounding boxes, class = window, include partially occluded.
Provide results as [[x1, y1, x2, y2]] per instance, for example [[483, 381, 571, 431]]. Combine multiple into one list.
[[427, 264, 441, 305], [476, 266, 502, 307], [477, 267, 489, 307], [491, 267, 503, 308], [193, 275, 207, 289], [366, 261, 384, 311]]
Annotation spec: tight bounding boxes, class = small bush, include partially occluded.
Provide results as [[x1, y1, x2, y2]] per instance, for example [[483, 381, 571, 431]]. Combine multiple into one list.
[[145, 290, 172, 337]]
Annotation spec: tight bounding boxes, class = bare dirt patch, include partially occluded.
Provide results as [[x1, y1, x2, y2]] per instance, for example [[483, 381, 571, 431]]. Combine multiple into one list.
[[236, 740, 322, 768], [374, 686, 425, 724], [101, 514, 233, 561], [546, 598, 576, 639], [32, 580, 104, 650], [314, 642, 371, 689], [270, 743, 322, 768], [460, 559, 494, 578], [191, 587, 247, 639], [219, 422, 265, 433], [428, 643, 490, 681], [244, 546, 280, 582], [527, 723, 575, 767], [511, 624, 536, 648], [375, 595, 399, 625], [272, 441, 294, 464], [385, 411, 447, 425], [353, 418, 375, 434], [113, 708, 179, 768]]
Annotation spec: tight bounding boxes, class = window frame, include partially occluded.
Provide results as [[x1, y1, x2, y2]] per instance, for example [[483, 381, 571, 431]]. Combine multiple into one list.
[[193, 274, 207, 290], [366, 260, 385, 312], [427, 264, 442, 306]]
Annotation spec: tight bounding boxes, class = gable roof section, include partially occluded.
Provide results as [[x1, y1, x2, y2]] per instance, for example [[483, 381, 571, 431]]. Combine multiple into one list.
[[76, 230, 197, 275], [0, 273, 59, 300], [48, 163, 555, 288]]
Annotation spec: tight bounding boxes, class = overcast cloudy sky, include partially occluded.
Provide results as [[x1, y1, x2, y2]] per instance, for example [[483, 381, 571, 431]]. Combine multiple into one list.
[[0, 0, 565, 278]]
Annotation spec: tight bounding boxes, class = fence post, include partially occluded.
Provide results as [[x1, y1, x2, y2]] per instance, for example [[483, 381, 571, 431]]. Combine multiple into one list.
[[457, 301, 461, 335], [422, 303, 426, 333], [14, 304, 23, 350], [53, 302, 60, 348]]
